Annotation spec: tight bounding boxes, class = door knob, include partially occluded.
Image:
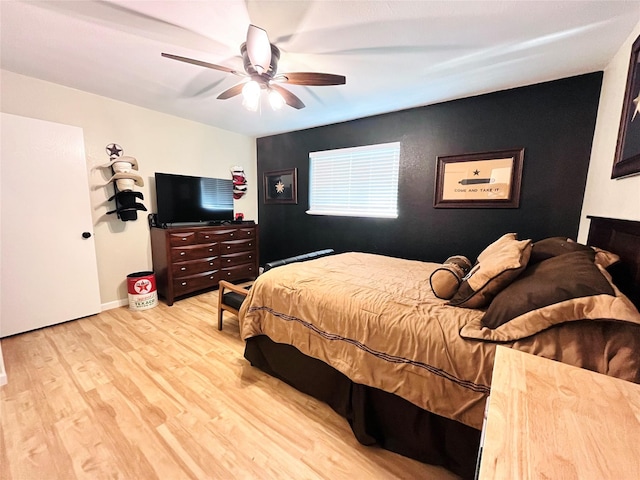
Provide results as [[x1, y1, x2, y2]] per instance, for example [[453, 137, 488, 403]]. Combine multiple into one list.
[[82, 232, 92, 239]]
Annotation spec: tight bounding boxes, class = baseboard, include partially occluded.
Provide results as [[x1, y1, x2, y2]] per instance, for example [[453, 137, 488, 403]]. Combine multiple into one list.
[[101, 298, 129, 311], [0, 343, 7, 386]]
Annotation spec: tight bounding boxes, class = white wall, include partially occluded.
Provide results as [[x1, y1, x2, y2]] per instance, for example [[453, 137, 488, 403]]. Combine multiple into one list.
[[0, 70, 257, 309], [578, 22, 640, 242]]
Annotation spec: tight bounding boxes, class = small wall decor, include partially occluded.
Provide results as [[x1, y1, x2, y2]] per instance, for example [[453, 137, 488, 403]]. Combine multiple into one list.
[[434, 148, 524, 208], [264, 168, 298, 204], [231, 165, 247, 199], [100, 143, 147, 221], [612, 34, 640, 179]]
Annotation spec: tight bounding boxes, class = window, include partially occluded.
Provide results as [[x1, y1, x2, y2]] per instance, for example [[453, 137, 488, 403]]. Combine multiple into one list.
[[307, 142, 400, 218]]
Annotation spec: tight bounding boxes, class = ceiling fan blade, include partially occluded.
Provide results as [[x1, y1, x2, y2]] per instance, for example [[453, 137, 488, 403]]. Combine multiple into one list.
[[277, 72, 346, 86], [246, 24, 272, 74], [161, 53, 240, 75], [270, 84, 305, 110], [217, 83, 246, 100]]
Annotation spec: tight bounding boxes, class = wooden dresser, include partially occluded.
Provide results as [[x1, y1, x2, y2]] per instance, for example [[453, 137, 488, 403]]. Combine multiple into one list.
[[477, 346, 640, 479], [150, 223, 258, 305]]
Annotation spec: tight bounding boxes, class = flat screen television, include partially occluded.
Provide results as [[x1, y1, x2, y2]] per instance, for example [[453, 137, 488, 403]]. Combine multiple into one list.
[[155, 172, 234, 225]]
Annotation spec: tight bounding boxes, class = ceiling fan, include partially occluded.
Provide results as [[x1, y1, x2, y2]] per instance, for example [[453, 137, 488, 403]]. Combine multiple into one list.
[[162, 25, 346, 110]]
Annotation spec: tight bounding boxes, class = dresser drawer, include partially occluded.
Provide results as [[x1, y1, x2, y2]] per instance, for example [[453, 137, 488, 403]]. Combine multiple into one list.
[[172, 257, 219, 277], [197, 228, 236, 242], [173, 270, 219, 296], [196, 230, 227, 243], [220, 238, 255, 254], [238, 227, 256, 239], [168, 231, 197, 246], [220, 251, 256, 267], [170, 243, 219, 262], [220, 263, 256, 281]]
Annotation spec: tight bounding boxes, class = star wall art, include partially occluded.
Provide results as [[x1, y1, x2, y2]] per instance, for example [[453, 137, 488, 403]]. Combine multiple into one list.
[[263, 168, 298, 204]]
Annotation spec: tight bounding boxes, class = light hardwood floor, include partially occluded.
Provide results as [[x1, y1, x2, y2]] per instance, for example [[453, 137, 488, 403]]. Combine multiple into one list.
[[0, 290, 459, 480]]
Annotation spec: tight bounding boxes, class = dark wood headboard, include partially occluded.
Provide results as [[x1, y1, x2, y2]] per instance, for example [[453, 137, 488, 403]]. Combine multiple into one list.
[[587, 216, 640, 309]]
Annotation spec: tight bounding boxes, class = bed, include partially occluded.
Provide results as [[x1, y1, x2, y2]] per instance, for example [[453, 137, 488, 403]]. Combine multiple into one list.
[[238, 216, 640, 479]]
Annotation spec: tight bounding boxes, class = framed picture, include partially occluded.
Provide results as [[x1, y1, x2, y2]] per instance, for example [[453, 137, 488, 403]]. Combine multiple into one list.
[[434, 148, 524, 208], [263, 168, 298, 204], [612, 34, 640, 179]]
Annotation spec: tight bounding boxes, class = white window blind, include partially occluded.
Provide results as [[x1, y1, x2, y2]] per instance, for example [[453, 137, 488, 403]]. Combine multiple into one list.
[[307, 142, 400, 218]]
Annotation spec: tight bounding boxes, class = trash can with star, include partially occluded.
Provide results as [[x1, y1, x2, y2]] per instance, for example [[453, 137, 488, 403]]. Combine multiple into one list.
[[126, 271, 158, 310]]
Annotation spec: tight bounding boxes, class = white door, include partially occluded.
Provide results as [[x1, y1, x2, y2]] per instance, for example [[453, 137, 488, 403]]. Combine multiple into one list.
[[1, 113, 101, 337]]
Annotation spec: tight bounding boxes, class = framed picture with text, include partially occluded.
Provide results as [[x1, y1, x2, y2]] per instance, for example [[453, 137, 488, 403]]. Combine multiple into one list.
[[612, 34, 640, 179], [434, 148, 524, 208], [263, 168, 298, 204]]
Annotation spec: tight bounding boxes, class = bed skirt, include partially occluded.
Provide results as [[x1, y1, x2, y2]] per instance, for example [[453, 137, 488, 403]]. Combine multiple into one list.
[[244, 335, 481, 479]]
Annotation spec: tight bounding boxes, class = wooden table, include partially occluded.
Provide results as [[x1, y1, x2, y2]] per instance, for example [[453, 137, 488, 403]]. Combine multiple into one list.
[[477, 346, 640, 479]]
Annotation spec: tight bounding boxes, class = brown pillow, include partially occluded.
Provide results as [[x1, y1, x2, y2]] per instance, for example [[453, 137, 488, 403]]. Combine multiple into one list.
[[529, 236, 593, 264], [429, 255, 472, 299], [564, 238, 621, 269], [449, 233, 532, 309], [481, 249, 610, 329], [459, 257, 640, 342]]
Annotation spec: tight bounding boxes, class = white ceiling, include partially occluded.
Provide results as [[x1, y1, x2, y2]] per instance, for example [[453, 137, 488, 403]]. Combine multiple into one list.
[[1, 1, 639, 138]]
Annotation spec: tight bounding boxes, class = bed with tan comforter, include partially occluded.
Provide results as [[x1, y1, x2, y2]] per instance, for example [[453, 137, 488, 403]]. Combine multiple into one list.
[[240, 251, 640, 431], [238, 227, 640, 478]]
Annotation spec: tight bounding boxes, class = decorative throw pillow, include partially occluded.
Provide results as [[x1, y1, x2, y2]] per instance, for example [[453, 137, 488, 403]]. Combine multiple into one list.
[[563, 238, 622, 269], [591, 246, 621, 269], [459, 251, 640, 342], [429, 255, 472, 299], [529, 236, 593, 264], [481, 249, 608, 329], [449, 233, 532, 309]]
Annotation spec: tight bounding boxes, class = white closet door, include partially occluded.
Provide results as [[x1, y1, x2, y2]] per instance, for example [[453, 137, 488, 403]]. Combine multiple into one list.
[[1, 113, 101, 337]]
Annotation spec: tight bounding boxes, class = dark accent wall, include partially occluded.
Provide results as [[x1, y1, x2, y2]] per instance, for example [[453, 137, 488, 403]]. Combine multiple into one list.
[[256, 73, 603, 264]]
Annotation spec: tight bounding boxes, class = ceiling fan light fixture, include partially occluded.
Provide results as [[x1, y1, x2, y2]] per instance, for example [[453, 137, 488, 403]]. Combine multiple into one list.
[[242, 80, 261, 100], [268, 89, 285, 110], [163, 25, 344, 112], [241, 80, 261, 111], [242, 95, 260, 112]]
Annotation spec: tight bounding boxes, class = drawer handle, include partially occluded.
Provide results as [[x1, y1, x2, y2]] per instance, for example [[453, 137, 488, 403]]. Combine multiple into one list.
[[181, 282, 187, 286], [180, 252, 186, 256], [227, 259, 232, 263], [209, 275, 214, 279], [181, 267, 186, 271], [209, 262, 214, 266], [204, 235, 210, 239], [227, 246, 231, 249], [209, 248, 214, 252], [181, 237, 187, 241], [248, 255, 252, 259], [227, 272, 232, 276], [230, 233, 234, 237]]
